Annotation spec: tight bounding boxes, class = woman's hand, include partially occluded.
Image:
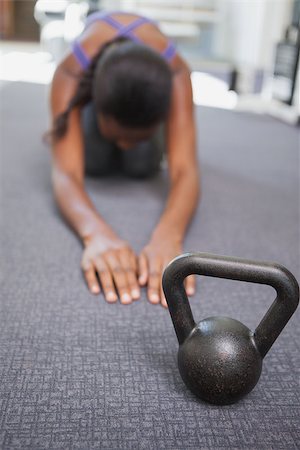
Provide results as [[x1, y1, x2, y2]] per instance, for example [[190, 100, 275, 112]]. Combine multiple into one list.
[[81, 233, 140, 304], [138, 236, 196, 307]]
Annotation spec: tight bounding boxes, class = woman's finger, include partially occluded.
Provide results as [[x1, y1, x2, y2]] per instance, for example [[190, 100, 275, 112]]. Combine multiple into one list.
[[119, 249, 140, 300], [94, 257, 118, 303], [160, 282, 168, 308], [130, 251, 138, 273], [185, 275, 196, 297], [138, 252, 148, 286], [160, 261, 170, 308], [82, 264, 100, 295], [147, 259, 162, 304], [104, 252, 132, 304]]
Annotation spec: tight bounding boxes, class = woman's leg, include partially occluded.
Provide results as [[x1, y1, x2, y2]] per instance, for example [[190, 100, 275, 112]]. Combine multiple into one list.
[[120, 124, 165, 178], [80, 101, 120, 176]]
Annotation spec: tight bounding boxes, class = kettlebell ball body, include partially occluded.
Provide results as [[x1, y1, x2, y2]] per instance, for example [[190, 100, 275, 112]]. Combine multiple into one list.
[[162, 253, 299, 405]]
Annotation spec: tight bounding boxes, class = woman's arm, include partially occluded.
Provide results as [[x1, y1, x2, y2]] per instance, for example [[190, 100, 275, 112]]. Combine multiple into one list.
[[50, 66, 112, 241], [151, 63, 200, 241], [139, 60, 200, 307], [50, 64, 140, 304]]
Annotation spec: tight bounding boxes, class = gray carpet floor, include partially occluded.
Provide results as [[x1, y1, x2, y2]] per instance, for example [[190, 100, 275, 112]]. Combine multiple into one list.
[[0, 81, 299, 449]]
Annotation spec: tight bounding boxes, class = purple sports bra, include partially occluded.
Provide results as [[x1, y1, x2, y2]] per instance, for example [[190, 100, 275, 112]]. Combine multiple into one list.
[[72, 10, 177, 70]]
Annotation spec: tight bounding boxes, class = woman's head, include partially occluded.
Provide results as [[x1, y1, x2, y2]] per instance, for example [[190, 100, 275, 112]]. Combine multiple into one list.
[[94, 39, 172, 127], [49, 38, 173, 144]]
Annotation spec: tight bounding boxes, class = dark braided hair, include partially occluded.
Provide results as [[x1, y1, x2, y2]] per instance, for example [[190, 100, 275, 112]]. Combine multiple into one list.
[[47, 37, 173, 144]]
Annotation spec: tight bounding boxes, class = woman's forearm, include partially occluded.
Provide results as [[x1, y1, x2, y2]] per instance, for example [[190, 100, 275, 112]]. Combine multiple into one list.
[[151, 166, 200, 243], [52, 169, 115, 243]]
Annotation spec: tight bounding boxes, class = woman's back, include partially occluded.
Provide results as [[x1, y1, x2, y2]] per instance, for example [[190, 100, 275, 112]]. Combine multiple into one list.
[[72, 10, 177, 70]]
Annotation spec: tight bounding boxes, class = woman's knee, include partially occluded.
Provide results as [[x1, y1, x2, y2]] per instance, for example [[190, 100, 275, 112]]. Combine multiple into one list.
[[121, 140, 163, 178], [81, 102, 120, 176]]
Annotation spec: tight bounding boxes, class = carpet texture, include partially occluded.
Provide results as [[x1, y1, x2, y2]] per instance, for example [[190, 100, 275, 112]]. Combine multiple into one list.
[[0, 81, 299, 449]]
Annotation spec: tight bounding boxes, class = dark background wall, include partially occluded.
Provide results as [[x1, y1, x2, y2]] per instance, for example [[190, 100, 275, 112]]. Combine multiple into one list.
[[0, 0, 39, 41]]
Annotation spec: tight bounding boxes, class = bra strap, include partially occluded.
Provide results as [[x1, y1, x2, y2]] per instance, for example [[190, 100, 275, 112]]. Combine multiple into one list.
[[72, 40, 91, 69], [115, 17, 151, 38], [162, 42, 177, 61]]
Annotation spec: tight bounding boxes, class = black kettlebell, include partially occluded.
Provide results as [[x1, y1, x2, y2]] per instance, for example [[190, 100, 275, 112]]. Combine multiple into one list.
[[162, 253, 299, 405]]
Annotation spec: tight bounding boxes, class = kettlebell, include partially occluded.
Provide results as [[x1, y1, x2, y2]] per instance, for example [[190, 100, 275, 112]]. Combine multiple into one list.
[[162, 253, 299, 405]]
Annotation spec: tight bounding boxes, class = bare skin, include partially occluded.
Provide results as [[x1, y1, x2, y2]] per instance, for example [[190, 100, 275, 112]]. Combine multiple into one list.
[[50, 13, 200, 307]]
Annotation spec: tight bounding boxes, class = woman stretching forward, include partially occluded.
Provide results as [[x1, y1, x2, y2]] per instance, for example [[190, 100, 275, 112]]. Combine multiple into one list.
[[49, 10, 200, 307]]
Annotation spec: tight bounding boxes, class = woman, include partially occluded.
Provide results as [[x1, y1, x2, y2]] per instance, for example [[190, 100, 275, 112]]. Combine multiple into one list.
[[49, 10, 200, 307]]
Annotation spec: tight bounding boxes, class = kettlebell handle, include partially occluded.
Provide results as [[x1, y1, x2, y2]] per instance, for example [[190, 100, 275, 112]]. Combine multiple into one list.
[[162, 253, 299, 357]]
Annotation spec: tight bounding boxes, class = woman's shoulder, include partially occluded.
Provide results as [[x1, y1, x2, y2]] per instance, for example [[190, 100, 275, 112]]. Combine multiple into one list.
[[88, 11, 177, 65], [61, 10, 186, 75]]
